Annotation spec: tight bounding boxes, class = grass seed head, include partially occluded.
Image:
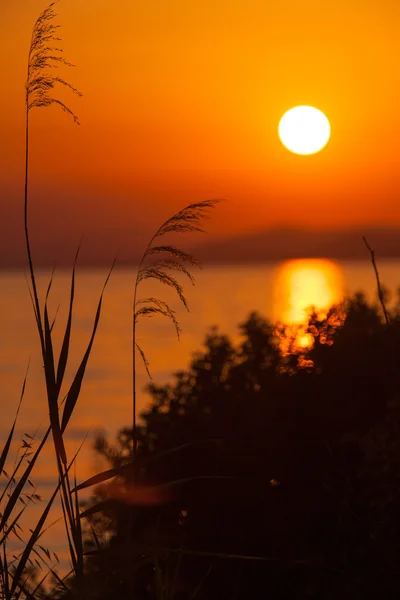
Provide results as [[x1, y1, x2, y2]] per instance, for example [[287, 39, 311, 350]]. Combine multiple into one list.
[[26, 1, 82, 123], [134, 200, 220, 376]]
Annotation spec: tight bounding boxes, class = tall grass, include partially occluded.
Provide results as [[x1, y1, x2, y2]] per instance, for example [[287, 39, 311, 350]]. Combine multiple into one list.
[[362, 236, 390, 324], [21, 0, 112, 591], [132, 200, 219, 459], [1, 1, 219, 596], [0, 372, 52, 598]]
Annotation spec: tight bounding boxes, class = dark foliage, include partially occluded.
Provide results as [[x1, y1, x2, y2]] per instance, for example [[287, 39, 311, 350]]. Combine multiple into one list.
[[53, 292, 400, 599]]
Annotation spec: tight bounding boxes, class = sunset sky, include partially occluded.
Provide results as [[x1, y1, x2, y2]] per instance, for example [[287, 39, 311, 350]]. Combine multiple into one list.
[[1, 0, 399, 265]]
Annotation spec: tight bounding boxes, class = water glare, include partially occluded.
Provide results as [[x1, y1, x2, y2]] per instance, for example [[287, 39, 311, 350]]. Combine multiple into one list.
[[273, 259, 344, 348]]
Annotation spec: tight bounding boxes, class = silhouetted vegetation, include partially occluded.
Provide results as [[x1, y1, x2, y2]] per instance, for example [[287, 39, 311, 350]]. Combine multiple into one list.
[[3, 3, 399, 599], [50, 291, 400, 599], [1, 4, 217, 597]]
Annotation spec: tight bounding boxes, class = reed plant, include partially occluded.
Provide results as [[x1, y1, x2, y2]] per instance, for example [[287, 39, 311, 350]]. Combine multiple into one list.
[[0, 372, 51, 599], [20, 0, 112, 592], [0, 374, 84, 599], [70, 203, 220, 511], [132, 200, 219, 458], [1, 1, 219, 596]]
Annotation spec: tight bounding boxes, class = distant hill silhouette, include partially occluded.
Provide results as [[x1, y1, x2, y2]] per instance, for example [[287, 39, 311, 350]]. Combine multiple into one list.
[[2, 226, 400, 268], [191, 226, 400, 264]]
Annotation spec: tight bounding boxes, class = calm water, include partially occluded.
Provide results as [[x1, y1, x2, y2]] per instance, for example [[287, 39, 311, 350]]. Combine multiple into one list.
[[1, 260, 400, 566]]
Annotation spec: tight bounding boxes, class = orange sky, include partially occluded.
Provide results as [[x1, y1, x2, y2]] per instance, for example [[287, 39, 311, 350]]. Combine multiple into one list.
[[0, 0, 399, 264]]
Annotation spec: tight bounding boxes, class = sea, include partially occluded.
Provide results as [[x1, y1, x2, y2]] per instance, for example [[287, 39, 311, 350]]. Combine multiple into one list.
[[1, 259, 400, 570]]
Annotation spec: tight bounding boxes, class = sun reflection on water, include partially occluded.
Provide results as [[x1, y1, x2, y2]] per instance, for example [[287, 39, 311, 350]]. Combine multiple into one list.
[[273, 259, 344, 349]]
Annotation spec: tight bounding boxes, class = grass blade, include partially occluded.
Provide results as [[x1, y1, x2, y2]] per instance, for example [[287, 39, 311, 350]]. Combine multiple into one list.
[[9, 449, 79, 598], [60, 492, 77, 573], [0, 427, 51, 533], [30, 570, 50, 598], [74, 439, 222, 494], [44, 269, 56, 395], [87, 521, 101, 553], [0, 364, 29, 477], [48, 568, 69, 593], [43, 276, 67, 465], [24, 272, 41, 335], [0, 454, 25, 505], [56, 244, 80, 395], [73, 470, 83, 574], [1, 544, 10, 599], [0, 507, 26, 546], [79, 499, 114, 520], [61, 262, 114, 433], [72, 462, 134, 493]]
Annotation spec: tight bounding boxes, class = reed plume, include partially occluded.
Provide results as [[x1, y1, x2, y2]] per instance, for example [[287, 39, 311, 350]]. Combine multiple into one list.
[[24, 1, 82, 453], [24, 0, 81, 355], [26, 1, 82, 122], [22, 0, 91, 585], [132, 200, 219, 456]]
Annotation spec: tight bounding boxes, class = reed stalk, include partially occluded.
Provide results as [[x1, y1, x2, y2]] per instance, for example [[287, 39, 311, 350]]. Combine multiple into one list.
[[362, 236, 390, 325], [22, 1, 113, 586], [132, 200, 219, 462]]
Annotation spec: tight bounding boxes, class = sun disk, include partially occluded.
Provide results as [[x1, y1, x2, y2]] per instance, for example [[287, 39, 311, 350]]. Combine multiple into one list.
[[278, 106, 331, 155]]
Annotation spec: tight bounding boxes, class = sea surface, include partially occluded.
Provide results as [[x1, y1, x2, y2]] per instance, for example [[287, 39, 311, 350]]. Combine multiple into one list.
[[1, 260, 400, 569]]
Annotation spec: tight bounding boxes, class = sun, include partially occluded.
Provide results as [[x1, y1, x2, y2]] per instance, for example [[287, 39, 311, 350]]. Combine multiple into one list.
[[278, 106, 331, 155]]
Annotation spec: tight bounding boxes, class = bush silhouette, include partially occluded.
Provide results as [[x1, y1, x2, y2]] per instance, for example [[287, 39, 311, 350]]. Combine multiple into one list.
[[54, 293, 400, 599]]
